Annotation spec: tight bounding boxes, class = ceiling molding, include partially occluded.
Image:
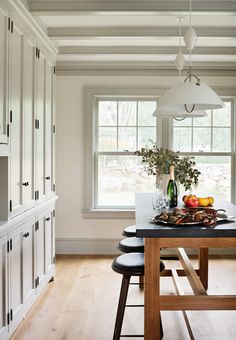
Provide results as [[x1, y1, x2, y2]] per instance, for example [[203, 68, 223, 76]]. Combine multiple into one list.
[[58, 46, 236, 55], [48, 26, 236, 39], [56, 66, 236, 77], [56, 60, 236, 70], [29, 1, 236, 15]]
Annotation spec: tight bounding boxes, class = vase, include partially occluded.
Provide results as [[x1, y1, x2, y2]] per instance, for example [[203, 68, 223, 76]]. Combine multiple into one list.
[[155, 174, 170, 194]]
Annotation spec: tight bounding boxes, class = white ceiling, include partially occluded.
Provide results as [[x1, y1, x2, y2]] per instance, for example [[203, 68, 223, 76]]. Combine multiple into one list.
[[24, 0, 236, 71]]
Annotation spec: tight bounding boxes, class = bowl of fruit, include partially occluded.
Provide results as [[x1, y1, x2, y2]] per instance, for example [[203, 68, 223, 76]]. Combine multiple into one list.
[[183, 195, 214, 208]]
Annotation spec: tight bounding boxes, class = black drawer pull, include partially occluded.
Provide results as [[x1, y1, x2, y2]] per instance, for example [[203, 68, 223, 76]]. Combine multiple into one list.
[[23, 232, 30, 238], [45, 176, 51, 180], [45, 217, 50, 221], [22, 182, 29, 186]]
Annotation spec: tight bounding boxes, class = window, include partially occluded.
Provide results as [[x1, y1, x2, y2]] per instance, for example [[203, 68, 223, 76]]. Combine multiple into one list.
[[85, 90, 235, 214], [172, 101, 234, 201], [95, 98, 159, 208]]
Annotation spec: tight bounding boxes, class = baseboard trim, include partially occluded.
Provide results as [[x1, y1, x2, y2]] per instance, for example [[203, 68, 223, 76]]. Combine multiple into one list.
[[56, 238, 236, 255]]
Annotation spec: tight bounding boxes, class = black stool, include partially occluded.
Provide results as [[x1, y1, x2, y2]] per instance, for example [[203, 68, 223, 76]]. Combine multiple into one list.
[[122, 225, 136, 237], [118, 237, 144, 253], [118, 237, 145, 288], [112, 252, 165, 339]]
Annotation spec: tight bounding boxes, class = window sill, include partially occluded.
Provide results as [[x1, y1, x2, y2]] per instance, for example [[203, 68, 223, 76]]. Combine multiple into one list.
[[82, 209, 135, 219]]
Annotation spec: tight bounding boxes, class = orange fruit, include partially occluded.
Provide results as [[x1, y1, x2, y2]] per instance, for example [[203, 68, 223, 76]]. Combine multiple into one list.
[[198, 197, 209, 207], [207, 197, 214, 205]]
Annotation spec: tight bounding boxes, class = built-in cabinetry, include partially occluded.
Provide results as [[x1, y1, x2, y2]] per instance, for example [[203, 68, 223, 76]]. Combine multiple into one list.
[[0, 0, 57, 338], [0, 3, 8, 144], [0, 204, 55, 338]]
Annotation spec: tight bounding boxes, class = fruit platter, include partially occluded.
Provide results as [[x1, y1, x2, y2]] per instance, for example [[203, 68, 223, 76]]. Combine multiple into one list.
[[183, 195, 214, 208], [151, 207, 234, 227]]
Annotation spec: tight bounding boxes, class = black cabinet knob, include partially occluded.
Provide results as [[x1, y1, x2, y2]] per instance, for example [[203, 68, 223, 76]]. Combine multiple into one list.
[[45, 176, 51, 180], [22, 182, 29, 186], [23, 232, 30, 238], [45, 217, 50, 221]]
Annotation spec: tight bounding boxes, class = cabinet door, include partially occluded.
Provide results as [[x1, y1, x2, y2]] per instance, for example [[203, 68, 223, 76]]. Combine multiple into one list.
[[0, 5, 8, 144], [35, 50, 46, 204], [45, 211, 54, 273], [8, 218, 35, 335], [9, 20, 24, 216], [0, 235, 8, 339], [8, 225, 24, 334], [44, 61, 53, 199], [22, 219, 35, 310], [22, 37, 35, 210], [34, 218, 45, 288]]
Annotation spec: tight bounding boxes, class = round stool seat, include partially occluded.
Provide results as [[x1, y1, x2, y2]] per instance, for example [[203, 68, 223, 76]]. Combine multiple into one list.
[[122, 225, 136, 237], [118, 237, 144, 253], [112, 253, 144, 276], [112, 253, 165, 276]]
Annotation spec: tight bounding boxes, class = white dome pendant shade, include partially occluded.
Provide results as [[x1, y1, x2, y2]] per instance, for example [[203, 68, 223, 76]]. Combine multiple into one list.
[[174, 51, 186, 71], [184, 26, 198, 50], [157, 81, 225, 112], [152, 108, 207, 118]]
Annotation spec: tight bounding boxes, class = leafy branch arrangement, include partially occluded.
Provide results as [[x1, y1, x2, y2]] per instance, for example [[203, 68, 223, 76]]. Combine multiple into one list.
[[135, 144, 201, 192]]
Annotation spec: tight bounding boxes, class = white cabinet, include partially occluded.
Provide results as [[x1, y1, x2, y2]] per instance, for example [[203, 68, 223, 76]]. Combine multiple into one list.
[[6, 209, 55, 337], [8, 223, 25, 334], [35, 208, 55, 293], [22, 37, 35, 210], [0, 235, 8, 339], [22, 219, 35, 311], [9, 17, 24, 216], [0, 4, 8, 144], [44, 60, 54, 199], [35, 49, 46, 204]]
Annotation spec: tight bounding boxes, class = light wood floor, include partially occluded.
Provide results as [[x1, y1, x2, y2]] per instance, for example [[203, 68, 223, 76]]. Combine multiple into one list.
[[12, 254, 236, 340]]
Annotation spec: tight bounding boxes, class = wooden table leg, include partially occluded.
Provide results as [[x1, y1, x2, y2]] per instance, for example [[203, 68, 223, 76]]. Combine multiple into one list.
[[144, 238, 161, 340], [199, 248, 209, 290]]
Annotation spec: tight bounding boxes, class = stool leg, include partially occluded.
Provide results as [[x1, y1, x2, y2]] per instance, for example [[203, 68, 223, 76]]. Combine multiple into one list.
[[160, 313, 163, 338], [113, 275, 130, 340], [139, 275, 144, 289]]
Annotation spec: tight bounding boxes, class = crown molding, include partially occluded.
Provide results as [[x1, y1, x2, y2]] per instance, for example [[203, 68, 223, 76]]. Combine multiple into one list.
[[48, 26, 236, 39], [29, 1, 236, 15], [8, 0, 58, 59]]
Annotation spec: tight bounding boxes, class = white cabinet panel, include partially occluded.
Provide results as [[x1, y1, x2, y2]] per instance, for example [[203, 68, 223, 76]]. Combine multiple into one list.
[[35, 51, 45, 203], [0, 235, 8, 339], [8, 225, 24, 334], [22, 219, 35, 309], [44, 61, 53, 199], [22, 38, 35, 210], [9, 20, 24, 216], [0, 5, 8, 144], [35, 218, 45, 287]]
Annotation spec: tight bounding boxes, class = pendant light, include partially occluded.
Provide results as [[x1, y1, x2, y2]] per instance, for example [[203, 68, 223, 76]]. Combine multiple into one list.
[[154, 18, 207, 119], [157, 0, 225, 114]]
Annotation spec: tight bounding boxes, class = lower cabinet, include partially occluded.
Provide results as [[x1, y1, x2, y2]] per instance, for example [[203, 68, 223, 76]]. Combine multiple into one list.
[[0, 235, 8, 340], [0, 204, 55, 339]]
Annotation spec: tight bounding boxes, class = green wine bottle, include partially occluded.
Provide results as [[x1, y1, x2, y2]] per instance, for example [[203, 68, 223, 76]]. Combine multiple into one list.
[[167, 165, 178, 208]]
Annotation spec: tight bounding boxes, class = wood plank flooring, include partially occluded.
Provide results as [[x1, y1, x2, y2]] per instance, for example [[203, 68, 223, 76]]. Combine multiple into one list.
[[12, 255, 236, 340]]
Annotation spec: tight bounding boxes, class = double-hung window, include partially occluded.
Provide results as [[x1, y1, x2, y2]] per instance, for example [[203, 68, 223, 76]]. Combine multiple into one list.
[[172, 100, 234, 201], [87, 92, 235, 213], [94, 98, 159, 209]]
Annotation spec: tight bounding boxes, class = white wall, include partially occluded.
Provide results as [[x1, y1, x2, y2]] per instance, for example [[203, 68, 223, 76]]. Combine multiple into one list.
[[55, 74, 236, 254]]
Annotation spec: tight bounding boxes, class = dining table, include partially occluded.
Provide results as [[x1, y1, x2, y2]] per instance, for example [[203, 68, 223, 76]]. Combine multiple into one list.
[[135, 192, 236, 340]]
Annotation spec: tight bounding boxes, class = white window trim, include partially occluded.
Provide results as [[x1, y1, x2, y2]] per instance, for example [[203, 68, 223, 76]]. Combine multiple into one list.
[[83, 86, 236, 218]]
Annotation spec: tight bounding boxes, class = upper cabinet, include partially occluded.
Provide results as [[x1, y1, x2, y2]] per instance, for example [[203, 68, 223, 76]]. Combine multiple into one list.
[[0, 4, 9, 144], [9, 17, 24, 216]]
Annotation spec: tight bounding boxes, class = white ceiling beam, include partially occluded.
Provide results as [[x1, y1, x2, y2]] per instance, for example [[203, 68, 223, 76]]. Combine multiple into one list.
[[58, 46, 236, 55], [29, 1, 236, 15], [48, 26, 236, 39]]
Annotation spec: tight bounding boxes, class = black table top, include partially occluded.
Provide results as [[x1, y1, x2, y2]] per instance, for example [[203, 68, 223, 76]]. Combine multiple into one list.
[[135, 193, 236, 238]]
